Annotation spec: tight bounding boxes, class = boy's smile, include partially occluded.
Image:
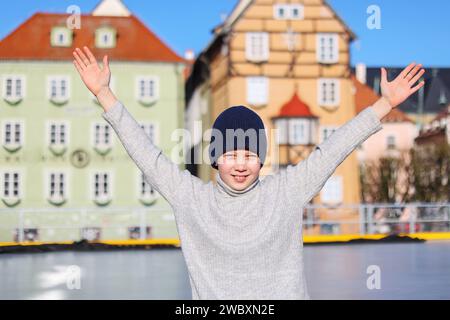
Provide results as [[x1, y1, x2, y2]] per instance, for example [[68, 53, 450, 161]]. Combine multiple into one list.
[[217, 149, 261, 191]]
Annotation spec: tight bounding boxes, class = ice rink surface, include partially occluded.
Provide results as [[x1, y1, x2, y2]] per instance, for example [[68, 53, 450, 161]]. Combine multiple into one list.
[[1, 241, 449, 300]]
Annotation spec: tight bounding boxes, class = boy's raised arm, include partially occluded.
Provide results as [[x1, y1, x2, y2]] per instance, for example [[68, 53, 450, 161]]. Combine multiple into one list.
[[73, 46, 204, 206], [285, 63, 426, 204]]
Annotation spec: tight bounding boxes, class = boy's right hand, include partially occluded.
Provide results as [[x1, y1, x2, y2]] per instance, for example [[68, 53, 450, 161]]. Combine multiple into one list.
[[73, 46, 111, 97]]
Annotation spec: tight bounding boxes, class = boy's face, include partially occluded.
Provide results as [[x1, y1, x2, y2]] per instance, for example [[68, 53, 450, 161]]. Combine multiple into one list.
[[217, 149, 261, 191]]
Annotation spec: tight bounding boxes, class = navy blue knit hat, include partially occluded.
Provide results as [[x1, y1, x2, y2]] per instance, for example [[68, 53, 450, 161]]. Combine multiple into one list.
[[209, 105, 267, 170]]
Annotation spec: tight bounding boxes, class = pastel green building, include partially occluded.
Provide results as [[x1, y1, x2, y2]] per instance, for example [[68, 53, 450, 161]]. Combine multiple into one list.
[[0, 0, 187, 243]]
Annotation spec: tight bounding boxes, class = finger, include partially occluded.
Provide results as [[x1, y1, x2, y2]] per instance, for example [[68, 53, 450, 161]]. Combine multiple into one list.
[[381, 67, 388, 83], [406, 64, 422, 80], [400, 62, 416, 79], [76, 47, 90, 66], [103, 55, 110, 72], [73, 60, 83, 75], [73, 51, 87, 70], [409, 68, 425, 86], [410, 81, 425, 94], [83, 46, 97, 65]]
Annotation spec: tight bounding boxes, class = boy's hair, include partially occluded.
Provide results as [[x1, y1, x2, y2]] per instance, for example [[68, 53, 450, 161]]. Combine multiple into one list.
[[208, 105, 267, 169]]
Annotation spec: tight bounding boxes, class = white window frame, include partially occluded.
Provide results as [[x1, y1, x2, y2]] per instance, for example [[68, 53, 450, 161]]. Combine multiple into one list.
[[47, 75, 70, 104], [274, 4, 304, 20], [44, 169, 70, 203], [245, 32, 269, 62], [2, 75, 26, 103], [139, 121, 159, 146], [91, 122, 114, 150], [90, 170, 113, 203], [136, 76, 159, 105], [1, 119, 25, 150], [289, 119, 309, 145], [318, 78, 340, 107], [320, 125, 338, 143], [51, 27, 72, 47], [0, 168, 24, 200], [246, 76, 268, 106], [274, 118, 288, 144], [96, 29, 115, 48], [317, 33, 339, 64], [321, 175, 343, 204], [46, 120, 70, 147]]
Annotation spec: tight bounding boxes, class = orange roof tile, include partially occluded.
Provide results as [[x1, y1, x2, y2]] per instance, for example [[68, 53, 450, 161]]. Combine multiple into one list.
[[0, 12, 185, 63], [274, 92, 317, 119]]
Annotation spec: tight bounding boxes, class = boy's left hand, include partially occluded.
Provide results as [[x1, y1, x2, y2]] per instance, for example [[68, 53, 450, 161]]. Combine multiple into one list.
[[380, 62, 425, 109]]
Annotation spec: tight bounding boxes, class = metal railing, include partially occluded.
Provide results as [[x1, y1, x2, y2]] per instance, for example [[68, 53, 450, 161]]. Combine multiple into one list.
[[1, 203, 450, 243]]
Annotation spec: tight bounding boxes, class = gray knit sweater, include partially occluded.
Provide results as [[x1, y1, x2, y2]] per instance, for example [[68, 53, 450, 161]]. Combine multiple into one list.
[[102, 100, 383, 300]]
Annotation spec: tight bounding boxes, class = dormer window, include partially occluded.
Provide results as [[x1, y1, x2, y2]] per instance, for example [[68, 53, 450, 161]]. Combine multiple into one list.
[[2, 75, 25, 104], [51, 27, 72, 47], [274, 4, 304, 20], [95, 27, 116, 49], [47, 76, 70, 105]]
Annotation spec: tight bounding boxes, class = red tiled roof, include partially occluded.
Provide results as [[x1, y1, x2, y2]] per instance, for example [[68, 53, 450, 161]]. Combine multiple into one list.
[[274, 92, 318, 119], [0, 12, 185, 63], [350, 74, 414, 124]]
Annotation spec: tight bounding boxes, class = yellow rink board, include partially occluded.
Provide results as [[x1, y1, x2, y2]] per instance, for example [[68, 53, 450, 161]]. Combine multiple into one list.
[[1, 233, 450, 247]]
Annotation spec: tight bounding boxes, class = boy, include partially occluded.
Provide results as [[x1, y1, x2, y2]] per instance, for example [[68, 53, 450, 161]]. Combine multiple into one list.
[[73, 46, 425, 299]]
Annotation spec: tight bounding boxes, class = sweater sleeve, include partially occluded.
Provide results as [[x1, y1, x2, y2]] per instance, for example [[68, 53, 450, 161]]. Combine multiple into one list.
[[284, 106, 383, 205], [101, 100, 205, 207]]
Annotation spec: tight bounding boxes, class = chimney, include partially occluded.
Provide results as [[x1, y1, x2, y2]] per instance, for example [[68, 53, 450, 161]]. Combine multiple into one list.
[[355, 63, 367, 84], [184, 49, 195, 62]]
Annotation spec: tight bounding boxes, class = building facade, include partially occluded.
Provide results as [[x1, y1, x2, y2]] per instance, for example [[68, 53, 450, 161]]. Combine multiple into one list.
[[0, 0, 187, 242]]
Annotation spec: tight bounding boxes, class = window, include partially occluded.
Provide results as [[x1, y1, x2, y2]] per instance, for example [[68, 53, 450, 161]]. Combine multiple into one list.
[[289, 119, 309, 145], [246, 32, 269, 62], [321, 175, 343, 203], [318, 79, 340, 107], [51, 27, 72, 47], [2, 171, 20, 198], [138, 172, 158, 205], [92, 122, 113, 151], [2, 75, 25, 103], [48, 122, 69, 146], [95, 27, 116, 49], [247, 77, 268, 106], [274, 4, 304, 20], [46, 171, 67, 204], [274, 119, 288, 144], [47, 121, 69, 155], [320, 126, 338, 143], [136, 76, 159, 104], [140, 122, 159, 145], [92, 171, 112, 203], [317, 33, 339, 64], [2, 120, 24, 150], [387, 135, 396, 150], [48, 76, 70, 103]]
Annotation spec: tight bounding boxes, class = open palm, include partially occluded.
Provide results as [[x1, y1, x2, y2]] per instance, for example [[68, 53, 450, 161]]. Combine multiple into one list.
[[73, 46, 111, 96], [380, 62, 425, 109]]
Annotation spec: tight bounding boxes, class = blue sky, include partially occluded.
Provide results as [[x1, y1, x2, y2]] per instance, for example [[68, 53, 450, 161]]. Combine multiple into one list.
[[0, 0, 448, 67]]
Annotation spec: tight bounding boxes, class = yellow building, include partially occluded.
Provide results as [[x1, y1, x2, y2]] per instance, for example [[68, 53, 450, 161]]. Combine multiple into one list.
[[185, 0, 362, 206]]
